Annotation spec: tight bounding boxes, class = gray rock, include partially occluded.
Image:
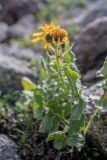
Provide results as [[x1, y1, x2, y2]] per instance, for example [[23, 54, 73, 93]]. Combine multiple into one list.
[[61, 0, 107, 34], [81, 68, 103, 86], [73, 17, 107, 84], [81, 8, 107, 26], [0, 44, 40, 59], [0, 44, 40, 92], [84, 81, 104, 98], [88, 119, 107, 158], [0, 0, 40, 24], [79, 0, 107, 27], [0, 134, 21, 160], [8, 14, 35, 39], [0, 54, 37, 92], [84, 83, 107, 158], [0, 22, 8, 42]]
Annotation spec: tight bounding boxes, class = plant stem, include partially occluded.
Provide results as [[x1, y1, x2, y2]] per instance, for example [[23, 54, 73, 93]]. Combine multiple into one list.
[[55, 48, 69, 98], [84, 108, 99, 137]]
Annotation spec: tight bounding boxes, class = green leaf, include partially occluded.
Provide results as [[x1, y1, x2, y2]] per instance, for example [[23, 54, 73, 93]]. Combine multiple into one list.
[[21, 77, 36, 91], [65, 66, 80, 80], [47, 131, 66, 150], [33, 87, 44, 110], [39, 112, 60, 133], [41, 51, 51, 71], [68, 114, 85, 135], [67, 134, 85, 150], [35, 108, 45, 121], [47, 99, 59, 109], [64, 45, 77, 70], [47, 92, 65, 110], [71, 100, 85, 120], [101, 93, 107, 108], [54, 138, 66, 150], [47, 131, 64, 141], [41, 57, 48, 71], [66, 45, 76, 62], [64, 50, 72, 64]]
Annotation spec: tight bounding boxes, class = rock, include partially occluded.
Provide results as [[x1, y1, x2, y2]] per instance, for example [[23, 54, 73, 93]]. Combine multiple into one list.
[[80, 0, 107, 26], [82, 69, 98, 85], [60, 0, 107, 27], [84, 82, 107, 158], [0, 54, 37, 93], [0, 22, 8, 42], [0, 0, 40, 24], [73, 17, 107, 84], [0, 44, 40, 59], [0, 134, 21, 160], [81, 7, 107, 26], [84, 81, 104, 98], [8, 14, 35, 39], [87, 115, 107, 158], [0, 44, 40, 92]]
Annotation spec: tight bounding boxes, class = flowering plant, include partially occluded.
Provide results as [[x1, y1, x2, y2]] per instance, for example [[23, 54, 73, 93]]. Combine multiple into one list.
[[22, 23, 102, 150]]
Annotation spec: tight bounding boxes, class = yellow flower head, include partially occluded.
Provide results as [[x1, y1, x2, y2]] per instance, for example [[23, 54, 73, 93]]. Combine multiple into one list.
[[32, 23, 69, 49]]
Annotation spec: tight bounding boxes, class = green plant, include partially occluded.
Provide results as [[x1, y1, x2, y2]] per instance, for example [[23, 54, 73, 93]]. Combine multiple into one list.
[[0, 23, 106, 158], [22, 23, 87, 150]]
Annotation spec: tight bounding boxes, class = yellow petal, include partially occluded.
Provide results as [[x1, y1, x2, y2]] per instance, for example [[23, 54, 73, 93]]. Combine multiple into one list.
[[32, 32, 43, 37], [31, 37, 41, 43]]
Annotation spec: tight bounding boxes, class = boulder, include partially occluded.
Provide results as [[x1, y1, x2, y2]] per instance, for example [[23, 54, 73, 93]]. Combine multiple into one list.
[[8, 14, 35, 39], [80, 0, 107, 26], [81, 7, 107, 26], [0, 22, 9, 42], [0, 134, 21, 160], [87, 113, 107, 158], [60, 0, 107, 30], [0, 0, 40, 24], [84, 82, 107, 158], [73, 17, 107, 84], [0, 44, 40, 93]]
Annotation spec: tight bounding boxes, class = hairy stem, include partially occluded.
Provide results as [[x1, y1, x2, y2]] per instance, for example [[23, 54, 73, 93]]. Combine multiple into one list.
[[55, 48, 69, 98]]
